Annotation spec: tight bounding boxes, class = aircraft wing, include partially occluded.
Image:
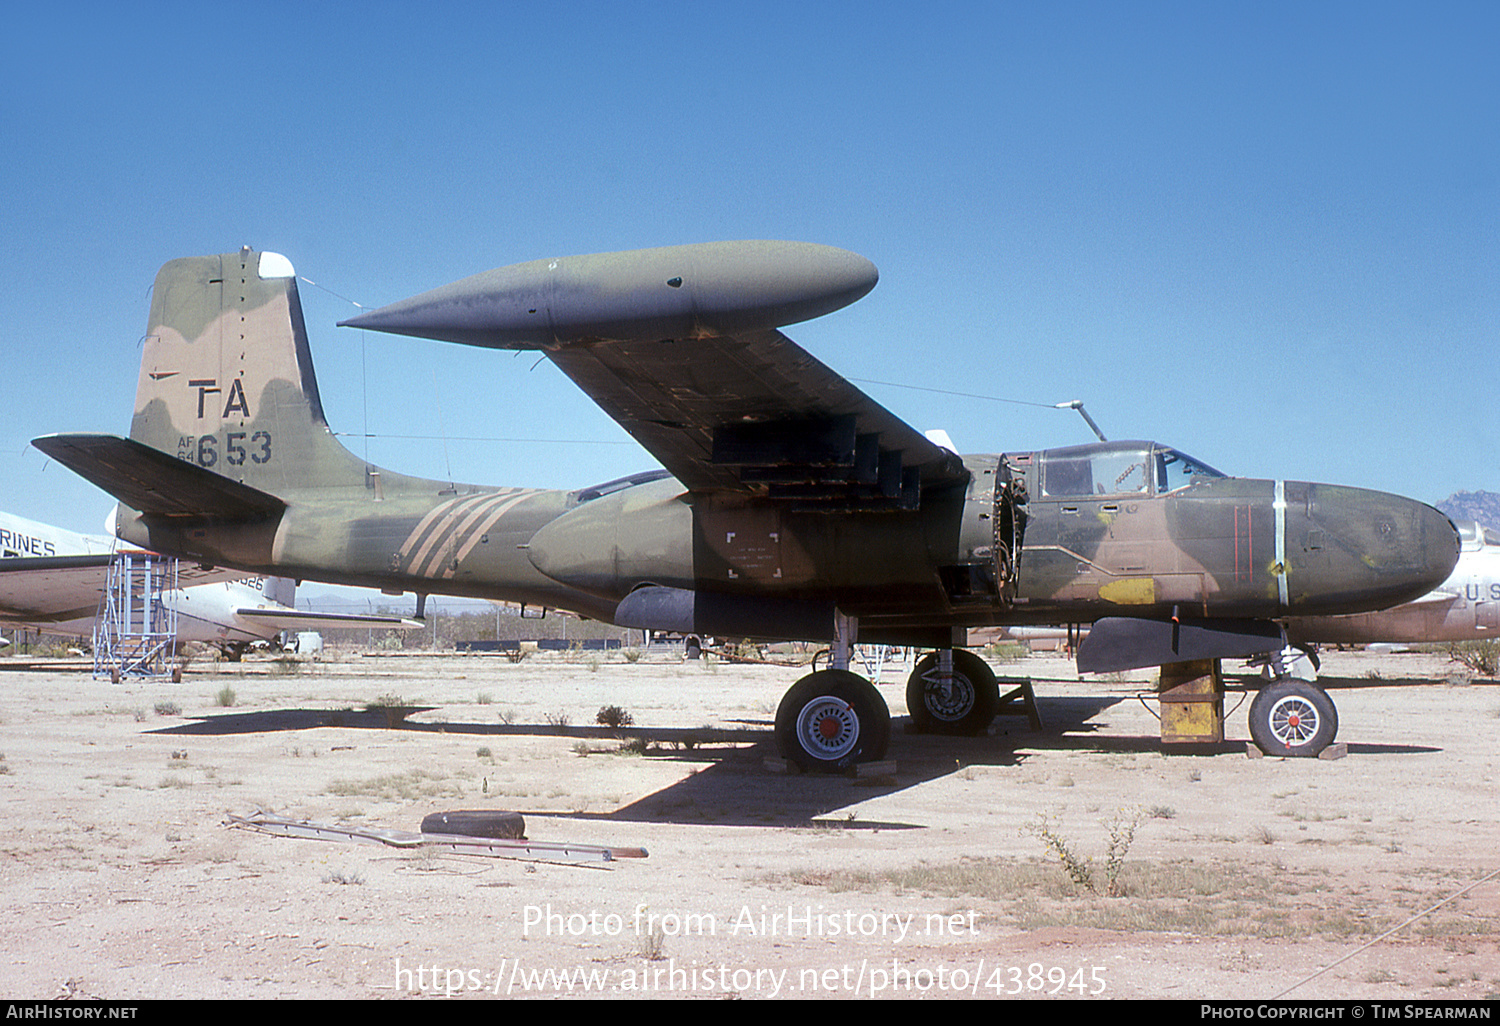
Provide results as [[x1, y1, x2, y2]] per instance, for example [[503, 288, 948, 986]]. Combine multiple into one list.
[[341, 241, 970, 509], [544, 328, 968, 504], [0, 555, 114, 624], [0, 554, 252, 626], [233, 608, 424, 632]]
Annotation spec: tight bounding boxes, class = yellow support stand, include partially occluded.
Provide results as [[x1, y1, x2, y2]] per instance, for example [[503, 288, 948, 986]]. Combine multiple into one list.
[[1157, 658, 1223, 746]]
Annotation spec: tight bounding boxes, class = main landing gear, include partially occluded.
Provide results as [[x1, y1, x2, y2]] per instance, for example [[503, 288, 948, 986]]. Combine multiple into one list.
[[905, 648, 1000, 735], [772, 612, 1005, 771], [773, 611, 894, 773]]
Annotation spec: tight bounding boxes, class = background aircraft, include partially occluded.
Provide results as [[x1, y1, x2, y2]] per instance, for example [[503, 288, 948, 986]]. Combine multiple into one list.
[[35, 244, 1457, 765], [1286, 520, 1498, 648], [0, 509, 419, 659]]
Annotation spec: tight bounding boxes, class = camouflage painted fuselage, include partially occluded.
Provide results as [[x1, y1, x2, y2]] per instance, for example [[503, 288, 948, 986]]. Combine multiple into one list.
[[515, 444, 1457, 643]]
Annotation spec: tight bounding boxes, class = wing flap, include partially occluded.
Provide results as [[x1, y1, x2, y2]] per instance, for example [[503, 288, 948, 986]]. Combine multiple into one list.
[[32, 434, 286, 520]]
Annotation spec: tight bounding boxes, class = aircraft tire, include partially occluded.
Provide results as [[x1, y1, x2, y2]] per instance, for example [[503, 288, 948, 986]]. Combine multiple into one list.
[[906, 649, 999, 735], [775, 670, 891, 772], [420, 810, 526, 840], [1248, 681, 1338, 757]]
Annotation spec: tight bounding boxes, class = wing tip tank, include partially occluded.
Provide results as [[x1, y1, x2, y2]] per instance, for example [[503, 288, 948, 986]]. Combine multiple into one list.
[[339, 240, 878, 348]]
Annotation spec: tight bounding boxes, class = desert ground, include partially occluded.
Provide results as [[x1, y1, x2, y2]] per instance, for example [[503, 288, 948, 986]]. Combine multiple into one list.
[[0, 644, 1496, 1001]]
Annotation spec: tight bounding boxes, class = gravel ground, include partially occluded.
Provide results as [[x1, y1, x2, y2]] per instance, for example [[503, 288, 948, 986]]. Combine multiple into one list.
[[0, 646, 1496, 1000]]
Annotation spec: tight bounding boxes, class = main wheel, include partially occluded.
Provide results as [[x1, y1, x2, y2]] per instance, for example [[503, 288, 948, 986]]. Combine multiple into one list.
[[1248, 680, 1338, 757], [775, 670, 891, 772], [906, 649, 1000, 735]]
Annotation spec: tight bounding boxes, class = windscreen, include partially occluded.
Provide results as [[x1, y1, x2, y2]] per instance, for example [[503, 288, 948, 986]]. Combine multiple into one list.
[[1155, 448, 1225, 493]]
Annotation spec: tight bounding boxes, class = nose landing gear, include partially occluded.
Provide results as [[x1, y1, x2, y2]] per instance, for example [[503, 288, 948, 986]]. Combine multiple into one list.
[[1248, 679, 1338, 757]]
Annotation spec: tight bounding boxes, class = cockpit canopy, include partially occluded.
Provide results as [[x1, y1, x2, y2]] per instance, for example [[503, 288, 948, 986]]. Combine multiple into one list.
[[1038, 441, 1225, 499]]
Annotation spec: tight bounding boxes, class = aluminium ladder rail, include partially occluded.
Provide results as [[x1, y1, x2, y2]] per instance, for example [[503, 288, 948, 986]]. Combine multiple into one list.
[[226, 811, 648, 863]]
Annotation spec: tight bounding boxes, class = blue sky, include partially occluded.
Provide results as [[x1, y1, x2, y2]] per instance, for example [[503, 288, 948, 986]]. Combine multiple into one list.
[[3, 1, 1496, 539]]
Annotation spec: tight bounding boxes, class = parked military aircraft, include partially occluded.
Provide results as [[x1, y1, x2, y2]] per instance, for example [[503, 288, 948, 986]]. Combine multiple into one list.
[[0, 509, 419, 659], [34, 244, 1458, 766]]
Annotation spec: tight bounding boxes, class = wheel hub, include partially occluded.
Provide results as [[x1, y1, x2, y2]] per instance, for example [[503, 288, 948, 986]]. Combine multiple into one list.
[[919, 670, 975, 721], [796, 698, 858, 759], [1269, 696, 1318, 747]]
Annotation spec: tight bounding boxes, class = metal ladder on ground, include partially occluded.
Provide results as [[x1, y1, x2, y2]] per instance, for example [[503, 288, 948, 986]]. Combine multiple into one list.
[[94, 551, 180, 682]]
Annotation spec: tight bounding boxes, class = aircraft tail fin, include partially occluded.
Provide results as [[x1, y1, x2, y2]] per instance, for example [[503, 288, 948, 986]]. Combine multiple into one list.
[[126, 248, 366, 496], [262, 576, 296, 606]]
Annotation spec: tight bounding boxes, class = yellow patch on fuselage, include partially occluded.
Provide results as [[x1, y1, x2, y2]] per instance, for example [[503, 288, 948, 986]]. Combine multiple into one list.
[[1099, 577, 1157, 604]]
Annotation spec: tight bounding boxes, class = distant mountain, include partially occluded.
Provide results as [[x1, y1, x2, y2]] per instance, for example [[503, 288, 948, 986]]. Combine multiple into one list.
[[1437, 490, 1500, 534]]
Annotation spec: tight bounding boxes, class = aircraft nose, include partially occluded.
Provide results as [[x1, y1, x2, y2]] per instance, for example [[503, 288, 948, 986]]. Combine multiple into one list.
[[1290, 483, 1459, 615]]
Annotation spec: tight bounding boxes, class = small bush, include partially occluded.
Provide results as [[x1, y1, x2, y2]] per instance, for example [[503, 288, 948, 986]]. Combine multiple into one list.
[[986, 642, 1030, 663], [322, 869, 365, 885], [1025, 809, 1143, 897], [215, 686, 236, 708], [596, 705, 634, 729], [1026, 814, 1095, 892], [154, 701, 181, 717], [1448, 640, 1498, 677]]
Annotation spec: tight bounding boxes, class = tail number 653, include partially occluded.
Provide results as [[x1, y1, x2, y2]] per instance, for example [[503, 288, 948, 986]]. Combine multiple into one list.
[[190, 430, 272, 468]]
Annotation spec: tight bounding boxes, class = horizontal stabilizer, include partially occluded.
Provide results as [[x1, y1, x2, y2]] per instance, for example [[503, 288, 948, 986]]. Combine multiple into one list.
[[1077, 616, 1285, 673], [234, 608, 423, 632], [32, 434, 286, 520]]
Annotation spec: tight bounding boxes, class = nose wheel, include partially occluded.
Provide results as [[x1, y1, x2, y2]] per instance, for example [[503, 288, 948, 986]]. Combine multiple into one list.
[[1248, 680, 1338, 757], [775, 669, 891, 772]]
